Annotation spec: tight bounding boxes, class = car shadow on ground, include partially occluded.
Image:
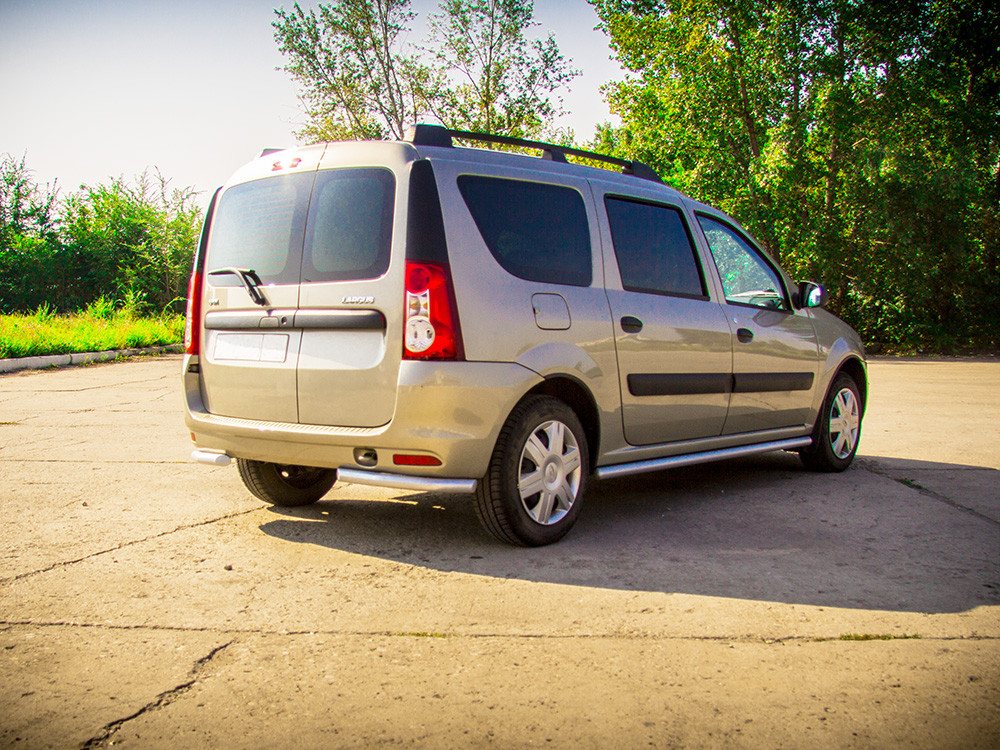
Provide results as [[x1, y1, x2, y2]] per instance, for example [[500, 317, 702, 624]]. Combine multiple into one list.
[[258, 451, 1000, 615]]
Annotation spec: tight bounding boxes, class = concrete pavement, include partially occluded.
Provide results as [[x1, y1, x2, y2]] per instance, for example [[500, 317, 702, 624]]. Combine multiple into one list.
[[1, 355, 997, 748]]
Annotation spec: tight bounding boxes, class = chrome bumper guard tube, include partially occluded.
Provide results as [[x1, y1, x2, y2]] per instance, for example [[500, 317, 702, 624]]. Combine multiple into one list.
[[191, 449, 232, 466], [595, 437, 813, 481], [337, 468, 477, 494]]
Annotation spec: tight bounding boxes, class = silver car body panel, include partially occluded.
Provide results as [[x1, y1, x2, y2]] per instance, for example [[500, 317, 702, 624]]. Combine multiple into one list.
[[185, 138, 866, 489]]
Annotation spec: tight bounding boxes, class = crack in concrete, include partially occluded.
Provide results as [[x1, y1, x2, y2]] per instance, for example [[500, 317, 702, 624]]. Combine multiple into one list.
[[0, 508, 263, 585], [78, 640, 234, 750], [859, 458, 1000, 528]]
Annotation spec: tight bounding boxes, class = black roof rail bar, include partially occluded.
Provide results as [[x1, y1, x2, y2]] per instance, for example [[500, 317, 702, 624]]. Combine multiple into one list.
[[404, 123, 662, 184]]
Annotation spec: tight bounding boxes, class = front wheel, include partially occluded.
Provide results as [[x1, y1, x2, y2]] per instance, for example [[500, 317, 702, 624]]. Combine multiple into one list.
[[800, 373, 862, 472], [475, 396, 589, 546], [236, 459, 337, 506]]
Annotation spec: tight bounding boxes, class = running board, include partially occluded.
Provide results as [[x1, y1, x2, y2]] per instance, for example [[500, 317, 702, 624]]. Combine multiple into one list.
[[594, 437, 813, 481]]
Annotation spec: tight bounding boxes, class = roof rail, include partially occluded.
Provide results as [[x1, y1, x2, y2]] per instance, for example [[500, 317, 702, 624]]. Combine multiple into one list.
[[404, 123, 662, 184]]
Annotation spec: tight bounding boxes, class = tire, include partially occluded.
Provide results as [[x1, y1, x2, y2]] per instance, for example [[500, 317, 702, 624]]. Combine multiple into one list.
[[800, 372, 862, 472], [236, 458, 337, 507], [475, 395, 589, 546]]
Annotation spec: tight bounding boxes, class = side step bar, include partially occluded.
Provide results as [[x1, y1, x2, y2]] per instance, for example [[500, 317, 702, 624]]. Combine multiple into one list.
[[594, 437, 812, 481]]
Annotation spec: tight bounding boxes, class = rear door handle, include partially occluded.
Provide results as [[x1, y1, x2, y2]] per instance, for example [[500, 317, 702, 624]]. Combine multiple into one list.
[[737, 327, 754, 343], [620, 316, 643, 334]]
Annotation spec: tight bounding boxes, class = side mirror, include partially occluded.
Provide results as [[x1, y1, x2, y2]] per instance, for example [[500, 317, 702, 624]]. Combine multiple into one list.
[[796, 281, 828, 309]]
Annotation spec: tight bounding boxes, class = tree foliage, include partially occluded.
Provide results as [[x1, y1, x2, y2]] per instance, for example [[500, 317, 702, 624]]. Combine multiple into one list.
[[273, 0, 577, 141], [424, 0, 577, 137], [0, 157, 201, 315], [274, 0, 426, 140], [593, 0, 999, 352]]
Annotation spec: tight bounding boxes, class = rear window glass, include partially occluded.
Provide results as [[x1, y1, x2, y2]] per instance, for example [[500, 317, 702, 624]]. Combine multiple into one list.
[[207, 173, 312, 286], [606, 197, 706, 298], [458, 175, 591, 287], [302, 168, 395, 282]]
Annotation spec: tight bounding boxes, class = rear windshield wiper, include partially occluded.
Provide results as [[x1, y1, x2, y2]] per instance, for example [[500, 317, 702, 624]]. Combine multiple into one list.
[[207, 267, 270, 307]]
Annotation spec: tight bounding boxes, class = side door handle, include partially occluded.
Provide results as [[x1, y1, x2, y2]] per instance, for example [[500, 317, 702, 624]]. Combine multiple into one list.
[[737, 327, 754, 343], [620, 316, 643, 334]]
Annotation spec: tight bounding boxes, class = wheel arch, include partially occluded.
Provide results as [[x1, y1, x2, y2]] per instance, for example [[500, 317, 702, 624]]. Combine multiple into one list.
[[835, 356, 868, 416], [524, 374, 601, 473]]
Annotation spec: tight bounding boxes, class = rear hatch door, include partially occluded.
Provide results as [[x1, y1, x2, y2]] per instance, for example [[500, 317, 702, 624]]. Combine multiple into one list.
[[201, 145, 405, 428]]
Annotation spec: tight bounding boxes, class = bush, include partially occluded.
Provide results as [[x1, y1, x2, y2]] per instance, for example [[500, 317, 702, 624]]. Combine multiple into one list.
[[0, 156, 202, 316]]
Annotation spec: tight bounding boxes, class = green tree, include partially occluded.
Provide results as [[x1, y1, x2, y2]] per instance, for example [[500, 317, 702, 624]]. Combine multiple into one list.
[[593, 0, 999, 351], [61, 172, 202, 314], [273, 0, 429, 140], [425, 0, 577, 137], [273, 0, 577, 141], [0, 156, 201, 315], [0, 154, 61, 313]]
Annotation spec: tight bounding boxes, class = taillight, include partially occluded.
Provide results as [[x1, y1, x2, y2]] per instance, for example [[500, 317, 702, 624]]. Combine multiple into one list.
[[184, 271, 202, 355], [403, 261, 463, 360]]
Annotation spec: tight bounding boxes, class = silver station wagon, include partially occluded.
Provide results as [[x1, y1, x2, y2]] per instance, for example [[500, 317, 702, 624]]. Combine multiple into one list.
[[183, 124, 867, 546]]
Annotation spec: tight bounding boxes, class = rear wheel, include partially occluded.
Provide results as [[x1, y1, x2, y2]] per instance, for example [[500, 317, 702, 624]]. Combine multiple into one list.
[[800, 373, 862, 472], [475, 396, 589, 546], [236, 459, 337, 506]]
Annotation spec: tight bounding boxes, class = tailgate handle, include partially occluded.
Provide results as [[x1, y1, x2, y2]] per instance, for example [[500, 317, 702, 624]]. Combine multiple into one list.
[[293, 310, 386, 330]]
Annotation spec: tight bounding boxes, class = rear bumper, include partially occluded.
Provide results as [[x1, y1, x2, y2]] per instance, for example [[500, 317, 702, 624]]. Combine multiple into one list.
[[183, 355, 542, 482]]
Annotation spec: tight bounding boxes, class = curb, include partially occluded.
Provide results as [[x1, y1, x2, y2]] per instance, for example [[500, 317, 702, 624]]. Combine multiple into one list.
[[0, 344, 184, 374]]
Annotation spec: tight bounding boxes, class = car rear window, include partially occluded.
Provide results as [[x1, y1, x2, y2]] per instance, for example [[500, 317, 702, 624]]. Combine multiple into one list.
[[207, 168, 395, 287], [458, 175, 592, 287], [302, 168, 395, 282], [207, 173, 311, 286], [605, 197, 706, 298]]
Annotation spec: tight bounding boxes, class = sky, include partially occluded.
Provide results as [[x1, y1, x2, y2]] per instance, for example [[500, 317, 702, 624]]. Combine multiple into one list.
[[0, 0, 626, 204]]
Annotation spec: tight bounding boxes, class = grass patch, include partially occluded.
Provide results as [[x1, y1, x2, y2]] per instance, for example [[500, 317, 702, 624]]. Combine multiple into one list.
[[0, 301, 184, 359], [838, 633, 921, 641]]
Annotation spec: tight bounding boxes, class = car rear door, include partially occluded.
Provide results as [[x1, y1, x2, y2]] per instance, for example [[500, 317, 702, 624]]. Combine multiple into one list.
[[200, 145, 406, 429], [597, 188, 734, 445], [200, 168, 316, 424], [294, 165, 400, 428]]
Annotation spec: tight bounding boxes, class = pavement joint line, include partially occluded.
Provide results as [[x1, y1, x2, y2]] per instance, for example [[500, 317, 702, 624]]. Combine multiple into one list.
[[79, 640, 235, 750], [2, 621, 997, 643], [0, 508, 265, 585], [859, 458, 1000, 528]]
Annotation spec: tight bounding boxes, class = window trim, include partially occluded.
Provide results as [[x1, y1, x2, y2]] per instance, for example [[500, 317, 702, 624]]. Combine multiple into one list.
[[695, 212, 792, 312], [604, 194, 710, 301]]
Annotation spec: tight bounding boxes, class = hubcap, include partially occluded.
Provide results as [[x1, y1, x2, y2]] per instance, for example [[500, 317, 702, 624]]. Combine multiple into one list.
[[517, 419, 583, 525], [829, 388, 860, 459]]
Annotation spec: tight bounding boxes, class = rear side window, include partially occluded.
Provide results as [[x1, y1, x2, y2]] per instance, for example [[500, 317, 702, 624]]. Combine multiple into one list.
[[605, 197, 706, 298], [458, 175, 591, 287], [302, 168, 395, 282], [207, 173, 311, 286]]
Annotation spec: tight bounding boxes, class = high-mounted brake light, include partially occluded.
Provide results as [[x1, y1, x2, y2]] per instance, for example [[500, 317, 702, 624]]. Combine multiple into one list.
[[403, 261, 463, 360], [183, 271, 202, 355]]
